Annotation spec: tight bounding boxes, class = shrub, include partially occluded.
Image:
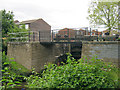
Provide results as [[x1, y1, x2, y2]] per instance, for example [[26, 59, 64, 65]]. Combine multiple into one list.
[[1, 52, 22, 89], [2, 51, 30, 76], [1, 51, 30, 89], [26, 54, 119, 89]]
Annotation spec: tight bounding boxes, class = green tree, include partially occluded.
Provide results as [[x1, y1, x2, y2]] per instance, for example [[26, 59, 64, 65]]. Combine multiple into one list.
[[1, 9, 28, 53], [2, 10, 15, 37], [87, 0, 119, 34]]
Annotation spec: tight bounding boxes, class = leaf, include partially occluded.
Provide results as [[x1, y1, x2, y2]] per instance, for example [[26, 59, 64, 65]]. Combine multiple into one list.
[[14, 81, 21, 84], [16, 85, 21, 87], [11, 61, 16, 64], [3, 62, 9, 65], [7, 82, 14, 86]]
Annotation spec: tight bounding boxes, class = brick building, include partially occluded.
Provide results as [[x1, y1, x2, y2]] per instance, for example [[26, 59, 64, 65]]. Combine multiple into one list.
[[15, 18, 51, 42], [57, 28, 76, 38], [57, 28, 88, 38], [18, 18, 51, 31]]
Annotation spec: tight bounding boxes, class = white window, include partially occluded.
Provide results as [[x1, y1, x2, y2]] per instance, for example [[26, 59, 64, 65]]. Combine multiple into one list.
[[25, 24, 29, 29]]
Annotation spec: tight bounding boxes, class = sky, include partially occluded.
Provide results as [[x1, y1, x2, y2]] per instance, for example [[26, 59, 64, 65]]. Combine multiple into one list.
[[1, 0, 93, 30]]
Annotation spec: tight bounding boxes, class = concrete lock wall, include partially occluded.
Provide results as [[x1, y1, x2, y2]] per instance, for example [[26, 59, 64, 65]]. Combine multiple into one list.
[[81, 41, 120, 67], [31, 43, 64, 72], [7, 42, 69, 72], [7, 41, 119, 72], [7, 42, 32, 69]]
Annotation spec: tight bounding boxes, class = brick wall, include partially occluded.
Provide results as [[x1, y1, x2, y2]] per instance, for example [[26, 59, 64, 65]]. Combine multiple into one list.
[[30, 19, 51, 32]]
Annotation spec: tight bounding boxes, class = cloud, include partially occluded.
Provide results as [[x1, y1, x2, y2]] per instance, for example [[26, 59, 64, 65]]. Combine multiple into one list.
[[0, 0, 91, 29]]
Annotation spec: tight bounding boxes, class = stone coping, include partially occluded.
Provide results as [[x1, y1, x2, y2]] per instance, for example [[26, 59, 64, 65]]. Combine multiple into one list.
[[8, 41, 119, 45], [82, 41, 119, 44]]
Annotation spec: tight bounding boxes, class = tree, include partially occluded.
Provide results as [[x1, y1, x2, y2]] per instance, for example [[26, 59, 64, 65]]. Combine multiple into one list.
[[1, 10, 28, 53], [87, 0, 119, 35], [2, 10, 15, 37]]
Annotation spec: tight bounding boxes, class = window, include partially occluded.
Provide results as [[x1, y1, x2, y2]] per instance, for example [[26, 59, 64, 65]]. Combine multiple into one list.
[[25, 24, 29, 29]]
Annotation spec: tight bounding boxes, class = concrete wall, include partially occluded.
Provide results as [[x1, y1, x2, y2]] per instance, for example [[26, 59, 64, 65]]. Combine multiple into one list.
[[81, 41, 119, 67], [31, 43, 64, 72], [7, 42, 32, 70], [7, 41, 119, 72], [7, 42, 67, 72]]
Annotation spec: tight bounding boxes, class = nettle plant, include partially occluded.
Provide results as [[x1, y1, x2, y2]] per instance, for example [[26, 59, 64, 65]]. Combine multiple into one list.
[[0, 52, 22, 89], [26, 53, 119, 89]]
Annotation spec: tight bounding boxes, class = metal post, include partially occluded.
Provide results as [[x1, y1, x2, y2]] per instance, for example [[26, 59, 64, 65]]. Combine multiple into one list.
[[67, 29, 69, 38], [90, 28, 91, 41], [96, 29, 98, 41], [75, 30, 77, 42], [33, 32, 35, 41], [90, 28, 91, 36], [85, 27, 88, 35], [52, 30, 53, 42], [29, 31, 30, 42], [39, 31, 40, 42], [67, 29, 69, 42]]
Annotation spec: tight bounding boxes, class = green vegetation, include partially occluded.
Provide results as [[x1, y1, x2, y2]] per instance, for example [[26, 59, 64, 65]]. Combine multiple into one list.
[[2, 51, 30, 75], [2, 10, 14, 37], [1, 51, 30, 89], [1, 9, 120, 89], [26, 54, 119, 89], [2, 9, 28, 38], [1, 9, 29, 53], [87, 0, 119, 33], [1, 52, 120, 89], [7, 25, 29, 42]]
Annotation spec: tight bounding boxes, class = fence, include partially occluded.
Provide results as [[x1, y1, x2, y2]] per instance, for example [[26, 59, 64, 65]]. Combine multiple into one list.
[[8, 29, 119, 42]]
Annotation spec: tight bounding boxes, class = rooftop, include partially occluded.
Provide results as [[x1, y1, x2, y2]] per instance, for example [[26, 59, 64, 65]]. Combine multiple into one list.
[[20, 18, 42, 24]]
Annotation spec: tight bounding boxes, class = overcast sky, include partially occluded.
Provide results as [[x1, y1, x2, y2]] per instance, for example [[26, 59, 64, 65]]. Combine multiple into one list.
[[0, 0, 92, 29]]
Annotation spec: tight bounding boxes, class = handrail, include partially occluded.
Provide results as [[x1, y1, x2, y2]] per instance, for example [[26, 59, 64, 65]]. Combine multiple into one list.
[[7, 30, 119, 42]]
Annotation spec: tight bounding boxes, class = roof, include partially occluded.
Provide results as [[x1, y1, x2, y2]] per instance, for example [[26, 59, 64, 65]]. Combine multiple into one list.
[[14, 20, 19, 25], [19, 18, 51, 27], [20, 18, 41, 24], [103, 30, 109, 33], [79, 29, 86, 32], [60, 28, 75, 31], [92, 30, 97, 32]]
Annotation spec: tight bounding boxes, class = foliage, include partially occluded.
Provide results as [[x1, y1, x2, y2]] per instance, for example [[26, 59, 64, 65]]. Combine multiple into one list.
[[7, 25, 29, 42], [1, 9, 28, 38], [87, 0, 119, 32], [1, 51, 31, 89], [2, 51, 30, 76], [2, 10, 14, 37], [26, 54, 119, 89], [1, 9, 29, 53], [1, 52, 22, 89]]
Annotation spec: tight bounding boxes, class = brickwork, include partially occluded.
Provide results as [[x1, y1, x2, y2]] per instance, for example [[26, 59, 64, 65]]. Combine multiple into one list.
[[29, 19, 51, 31]]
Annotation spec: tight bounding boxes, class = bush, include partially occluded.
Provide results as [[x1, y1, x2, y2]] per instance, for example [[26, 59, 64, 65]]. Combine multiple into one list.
[[26, 54, 119, 89], [2, 51, 30, 76], [1, 52, 22, 89], [1, 51, 30, 89]]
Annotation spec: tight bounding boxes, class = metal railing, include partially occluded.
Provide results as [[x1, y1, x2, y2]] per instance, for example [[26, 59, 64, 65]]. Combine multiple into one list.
[[8, 29, 119, 42]]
